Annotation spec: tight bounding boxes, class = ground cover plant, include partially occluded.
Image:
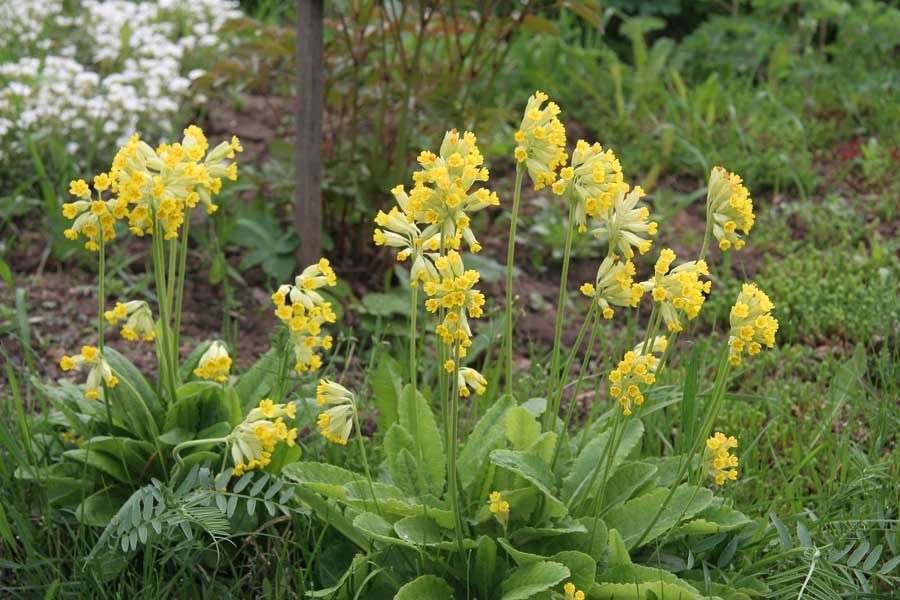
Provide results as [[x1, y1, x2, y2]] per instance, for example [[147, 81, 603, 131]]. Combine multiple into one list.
[[1, 1, 899, 598]]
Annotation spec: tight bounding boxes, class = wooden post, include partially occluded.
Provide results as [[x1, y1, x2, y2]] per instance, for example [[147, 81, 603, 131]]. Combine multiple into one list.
[[296, 0, 324, 266]]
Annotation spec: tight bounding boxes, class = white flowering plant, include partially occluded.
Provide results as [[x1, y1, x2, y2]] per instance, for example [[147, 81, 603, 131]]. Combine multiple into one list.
[[0, 0, 240, 209]]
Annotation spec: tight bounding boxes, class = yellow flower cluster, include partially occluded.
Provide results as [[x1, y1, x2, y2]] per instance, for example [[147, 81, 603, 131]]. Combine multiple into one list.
[[704, 432, 739, 485], [273, 259, 338, 372], [373, 199, 439, 287], [728, 283, 778, 365], [407, 130, 499, 253], [316, 379, 356, 445], [194, 341, 231, 382], [228, 398, 298, 476], [589, 183, 657, 258], [59, 345, 118, 399], [579, 256, 643, 319], [641, 249, 711, 332], [553, 139, 624, 231], [564, 582, 586, 600], [62, 126, 242, 247], [457, 367, 487, 397], [608, 337, 667, 416], [104, 300, 155, 342], [707, 166, 754, 251], [488, 490, 509, 528], [62, 175, 126, 250], [423, 250, 486, 357], [514, 91, 568, 190]]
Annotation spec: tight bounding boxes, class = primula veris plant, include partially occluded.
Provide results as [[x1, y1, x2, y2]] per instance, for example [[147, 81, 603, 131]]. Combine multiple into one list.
[[30, 125, 329, 567], [281, 91, 780, 597]]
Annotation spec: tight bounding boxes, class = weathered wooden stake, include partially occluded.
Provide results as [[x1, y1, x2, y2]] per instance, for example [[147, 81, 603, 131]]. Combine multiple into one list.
[[296, 0, 324, 266]]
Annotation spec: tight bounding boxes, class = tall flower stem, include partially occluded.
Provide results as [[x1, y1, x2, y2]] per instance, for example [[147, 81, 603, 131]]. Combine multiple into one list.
[[447, 342, 467, 556], [633, 347, 731, 548], [151, 222, 178, 405], [551, 303, 600, 468], [545, 195, 577, 430], [172, 210, 192, 376], [504, 164, 525, 392], [353, 409, 382, 517], [98, 232, 113, 431], [408, 284, 428, 497]]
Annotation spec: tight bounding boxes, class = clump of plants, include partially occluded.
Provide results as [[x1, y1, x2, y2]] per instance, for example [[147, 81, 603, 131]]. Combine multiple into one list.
[[286, 92, 778, 597], [28, 92, 781, 596]]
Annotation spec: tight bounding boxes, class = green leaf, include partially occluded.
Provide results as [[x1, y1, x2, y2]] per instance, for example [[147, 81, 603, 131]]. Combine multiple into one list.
[[458, 395, 515, 492], [282, 462, 360, 500], [384, 424, 419, 495], [264, 442, 302, 474], [353, 511, 398, 544], [551, 551, 595, 592], [497, 537, 545, 565], [76, 486, 131, 527], [394, 575, 454, 600], [601, 461, 658, 511], [562, 418, 644, 507], [673, 503, 752, 536], [393, 515, 444, 546], [475, 536, 500, 599], [64, 437, 159, 484], [500, 561, 569, 600], [607, 529, 631, 567], [604, 485, 714, 549], [510, 522, 587, 546], [233, 349, 279, 414], [504, 406, 540, 451], [490, 450, 566, 518], [344, 481, 455, 528], [539, 517, 608, 560], [372, 354, 402, 432], [398, 385, 445, 496], [164, 385, 234, 437], [589, 581, 701, 599], [104, 347, 163, 441]]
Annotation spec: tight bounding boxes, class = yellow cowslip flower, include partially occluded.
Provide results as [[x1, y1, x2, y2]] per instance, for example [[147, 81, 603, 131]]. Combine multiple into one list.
[[193, 341, 231, 382], [552, 140, 624, 231], [579, 256, 643, 319], [272, 270, 338, 373], [703, 432, 739, 485], [608, 336, 667, 416], [274, 258, 338, 310], [62, 175, 127, 251], [514, 91, 568, 191], [104, 300, 155, 341], [564, 582, 586, 600], [373, 191, 439, 287], [315, 379, 356, 445], [109, 126, 242, 239], [640, 249, 711, 333], [728, 283, 778, 366], [589, 182, 657, 258], [228, 398, 299, 476], [423, 251, 486, 356], [405, 130, 498, 253], [457, 367, 487, 397], [488, 491, 509, 528], [707, 166, 754, 251], [59, 345, 118, 399]]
